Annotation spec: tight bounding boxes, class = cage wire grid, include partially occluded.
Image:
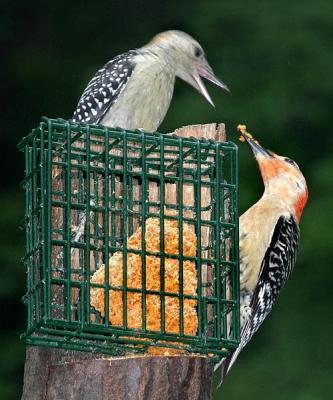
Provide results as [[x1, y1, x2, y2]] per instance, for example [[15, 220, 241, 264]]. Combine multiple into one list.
[[18, 117, 239, 359]]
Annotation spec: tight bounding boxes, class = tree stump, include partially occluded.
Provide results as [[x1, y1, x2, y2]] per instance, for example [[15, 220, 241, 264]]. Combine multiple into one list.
[[21, 123, 226, 400]]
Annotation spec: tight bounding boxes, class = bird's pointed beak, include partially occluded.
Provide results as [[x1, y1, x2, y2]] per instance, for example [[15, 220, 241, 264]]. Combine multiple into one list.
[[241, 131, 274, 158], [193, 61, 230, 107], [239, 127, 277, 185]]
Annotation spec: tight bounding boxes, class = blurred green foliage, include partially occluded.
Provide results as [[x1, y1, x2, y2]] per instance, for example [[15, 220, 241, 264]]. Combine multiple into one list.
[[1, 0, 332, 399]]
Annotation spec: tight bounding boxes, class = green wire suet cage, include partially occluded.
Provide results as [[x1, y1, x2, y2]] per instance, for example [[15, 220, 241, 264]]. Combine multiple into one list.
[[18, 117, 239, 359]]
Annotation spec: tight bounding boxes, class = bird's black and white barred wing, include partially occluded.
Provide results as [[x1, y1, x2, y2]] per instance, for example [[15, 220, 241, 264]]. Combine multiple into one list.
[[244, 215, 299, 340], [220, 215, 300, 381], [72, 51, 137, 124]]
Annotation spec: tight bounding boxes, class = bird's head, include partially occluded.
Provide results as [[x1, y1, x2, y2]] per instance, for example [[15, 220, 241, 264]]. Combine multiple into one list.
[[147, 30, 230, 107], [241, 129, 308, 223]]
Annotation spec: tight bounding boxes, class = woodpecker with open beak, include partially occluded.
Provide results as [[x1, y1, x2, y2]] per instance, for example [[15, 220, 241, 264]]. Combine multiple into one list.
[[72, 30, 229, 131]]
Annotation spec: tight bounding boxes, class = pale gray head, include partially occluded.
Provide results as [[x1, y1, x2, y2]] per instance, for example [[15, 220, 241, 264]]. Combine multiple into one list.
[[144, 30, 230, 107]]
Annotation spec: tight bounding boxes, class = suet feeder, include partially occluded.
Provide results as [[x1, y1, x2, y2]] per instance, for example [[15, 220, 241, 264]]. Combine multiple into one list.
[[18, 117, 240, 360]]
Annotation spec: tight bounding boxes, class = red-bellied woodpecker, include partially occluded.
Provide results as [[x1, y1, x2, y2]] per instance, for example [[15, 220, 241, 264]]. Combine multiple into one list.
[[72, 30, 229, 130], [216, 126, 308, 386]]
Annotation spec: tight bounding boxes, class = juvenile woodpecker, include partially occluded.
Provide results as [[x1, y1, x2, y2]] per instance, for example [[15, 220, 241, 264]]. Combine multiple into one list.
[[217, 127, 308, 385], [72, 30, 229, 130]]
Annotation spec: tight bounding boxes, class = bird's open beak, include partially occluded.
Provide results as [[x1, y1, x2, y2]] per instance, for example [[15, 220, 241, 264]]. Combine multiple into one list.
[[193, 62, 230, 107], [241, 132, 274, 158]]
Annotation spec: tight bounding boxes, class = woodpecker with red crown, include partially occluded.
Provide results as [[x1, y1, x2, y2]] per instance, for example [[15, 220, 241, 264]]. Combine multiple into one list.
[[216, 126, 308, 385]]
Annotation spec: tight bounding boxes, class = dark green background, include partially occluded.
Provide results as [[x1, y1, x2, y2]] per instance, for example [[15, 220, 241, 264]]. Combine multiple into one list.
[[2, 0, 332, 398]]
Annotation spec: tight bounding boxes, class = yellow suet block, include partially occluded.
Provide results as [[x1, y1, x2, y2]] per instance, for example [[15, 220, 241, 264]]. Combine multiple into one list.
[[90, 216, 198, 354]]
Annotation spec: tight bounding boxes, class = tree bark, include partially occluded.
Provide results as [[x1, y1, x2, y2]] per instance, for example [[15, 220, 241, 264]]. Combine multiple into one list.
[[21, 123, 226, 400]]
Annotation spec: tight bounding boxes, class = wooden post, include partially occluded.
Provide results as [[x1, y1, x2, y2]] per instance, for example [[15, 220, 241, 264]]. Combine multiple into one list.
[[21, 123, 226, 400]]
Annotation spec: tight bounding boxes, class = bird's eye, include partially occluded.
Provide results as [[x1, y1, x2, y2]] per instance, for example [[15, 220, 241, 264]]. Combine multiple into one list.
[[284, 157, 295, 165], [194, 47, 203, 57], [284, 157, 300, 169]]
